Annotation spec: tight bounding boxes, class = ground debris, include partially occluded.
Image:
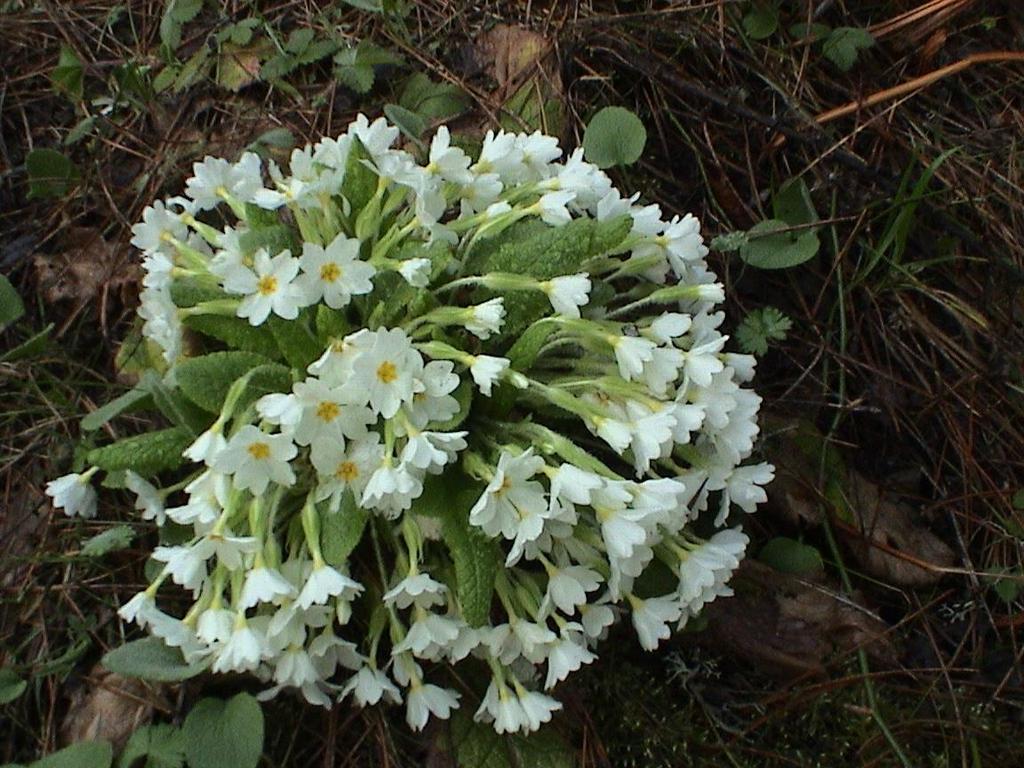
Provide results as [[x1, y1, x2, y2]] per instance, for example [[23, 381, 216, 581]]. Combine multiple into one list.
[[60, 666, 164, 750], [702, 560, 895, 680]]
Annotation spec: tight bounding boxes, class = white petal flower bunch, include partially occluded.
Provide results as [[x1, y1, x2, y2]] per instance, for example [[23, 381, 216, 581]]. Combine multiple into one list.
[[46, 114, 774, 734]]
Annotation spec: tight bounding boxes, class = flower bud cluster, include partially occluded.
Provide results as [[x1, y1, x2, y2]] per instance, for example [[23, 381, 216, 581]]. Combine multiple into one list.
[[46, 114, 773, 734]]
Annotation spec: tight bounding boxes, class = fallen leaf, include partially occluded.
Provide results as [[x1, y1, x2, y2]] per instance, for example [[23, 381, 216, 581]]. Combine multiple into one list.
[[701, 560, 895, 679], [60, 666, 163, 749], [475, 24, 565, 137], [765, 415, 956, 586]]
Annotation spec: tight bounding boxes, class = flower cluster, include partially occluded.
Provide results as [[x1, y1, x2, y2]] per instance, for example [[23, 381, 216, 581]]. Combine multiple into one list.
[[46, 115, 773, 734]]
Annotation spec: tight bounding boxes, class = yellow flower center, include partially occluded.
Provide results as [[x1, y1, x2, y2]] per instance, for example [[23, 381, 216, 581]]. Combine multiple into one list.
[[336, 461, 359, 482], [495, 475, 513, 497], [257, 276, 278, 296], [247, 441, 271, 460], [315, 401, 340, 422], [376, 361, 398, 384], [320, 262, 342, 283]]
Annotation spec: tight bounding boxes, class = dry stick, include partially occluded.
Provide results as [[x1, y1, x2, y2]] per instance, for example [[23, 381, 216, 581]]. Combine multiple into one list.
[[814, 51, 1024, 126]]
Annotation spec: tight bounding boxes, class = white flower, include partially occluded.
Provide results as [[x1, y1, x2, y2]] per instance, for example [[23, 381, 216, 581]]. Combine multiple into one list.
[[394, 612, 461, 659], [426, 126, 472, 183], [196, 608, 234, 645], [311, 433, 383, 506], [185, 152, 263, 210], [647, 312, 691, 344], [118, 591, 158, 628], [361, 459, 424, 517], [234, 249, 308, 326], [718, 462, 774, 524], [475, 129, 522, 176], [212, 425, 297, 494], [469, 449, 547, 540], [399, 430, 467, 474], [544, 630, 596, 689], [291, 377, 375, 450], [468, 355, 509, 396], [544, 564, 603, 616], [297, 564, 364, 609], [629, 594, 682, 651], [138, 286, 182, 364], [130, 200, 187, 255], [475, 679, 523, 734], [610, 335, 657, 382], [125, 471, 165, 524], [406, 682, 460, 731], [341, 665, 402, 706], [183, 422, 227, 465], [165, 471, 228, 526], [295, 235, 375, 309], [45, 472, 98, 519], [536, 190, 575, 226], [516, 131, 562, 179], [398, 257, 432, 287], [540, 274, 591, 318], [348, 113, 399, 158], [465, 298, 505, 339], [383, 572, 447, 610], [514, 684, 562, 733], [348, 328, 424, 419], [212, 618, 268, 673], [240, 566, 296, 609]]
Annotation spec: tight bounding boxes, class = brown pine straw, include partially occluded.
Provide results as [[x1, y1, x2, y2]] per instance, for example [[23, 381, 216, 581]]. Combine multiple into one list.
[[814, 50, 1024, 125], [868, 0, 976, 40]]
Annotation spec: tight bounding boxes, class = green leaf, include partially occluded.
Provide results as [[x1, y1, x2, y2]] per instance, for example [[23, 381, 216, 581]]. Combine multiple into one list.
[[582, 106, 646, 169], [342, 136, 379, 215], [64, 116, 99, 146], [506, 318, 557, 371], [138, 372, 209, 434], [160, 0, 204, 49], [1012, 489, 1024, 510], [102, 637, 208, 683], [51, 45, 84, 101], [0, 323, 53, 362], [772, 177, 818, 226], [710, 230, 750, 253], [118, 724, 185, 768], [237, 224, 297, 257], [822, 27, 875, 72], [333, 41, 402, 94], [315, 304, 350, 343], [742, 4, 779, 40], [738, 219, 820, 270], [80, 525, 135, 557], [174, 351, 284, 413], [267, 311, 321, 369], [437, 482, 500, 626], [86, 426, 193, 476], [81, 387, 151, 431], [26, 149, 80, 199], [320, 490, 368, 566], [449, 709, 573, 768], [992, 575, 1021, 604], [759, 537, 824, 575], [182, 694, 264, 768], [285, 28, 315, 55], [171, 47, 212, 93], [398, 73, 469, 122], [0, 274, 25, 331], [383, 103, 427, 141], [0, 668, 27, 705], [478, 215, 632, 337], [735, 306, 792, 355], [32, 742, 112, 768], [182, 314, 281, 359]]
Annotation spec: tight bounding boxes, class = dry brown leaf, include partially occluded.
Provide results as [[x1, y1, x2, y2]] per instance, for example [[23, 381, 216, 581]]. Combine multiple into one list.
[[32, 229, 137, 307], [478, 24, 553, 96], [60, 667, 161, 749], [701, 560, 895, 679], [766, 415, 955, 587]]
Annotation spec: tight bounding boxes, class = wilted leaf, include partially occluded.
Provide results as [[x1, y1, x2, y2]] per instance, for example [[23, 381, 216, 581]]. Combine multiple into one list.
[[60, 667, 158, 751], [216, 40, 269, 91], [702, 560, 894, 678]]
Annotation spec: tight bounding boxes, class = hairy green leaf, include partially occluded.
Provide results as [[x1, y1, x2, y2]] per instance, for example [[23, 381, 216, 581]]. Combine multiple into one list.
[[102, 637, 207, 682], [321, 490, 368, 566], [175, 351, 283, 413], [86, 426, 193, 476]]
